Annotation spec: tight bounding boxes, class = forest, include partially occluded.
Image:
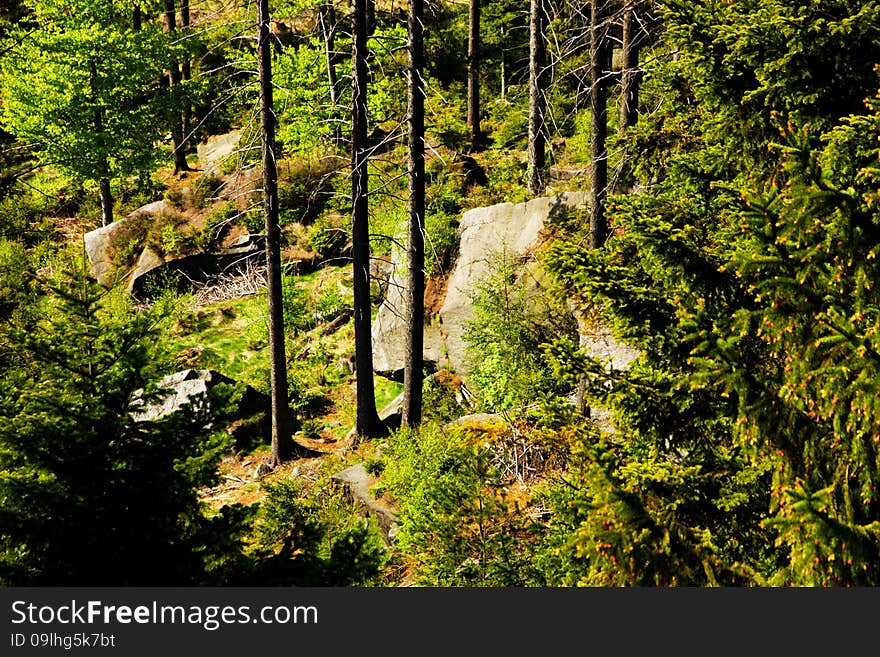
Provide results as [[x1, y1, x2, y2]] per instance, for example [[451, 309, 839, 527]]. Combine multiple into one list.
[[1, 0, 880, 587]]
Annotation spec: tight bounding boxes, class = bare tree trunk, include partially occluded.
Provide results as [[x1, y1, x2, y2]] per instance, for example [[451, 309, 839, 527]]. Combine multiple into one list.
[[99, 178, 113, 227], [180, 0, 191, 81], [351, 0, 383, 439], [500, 25, 506, 102], [132, 5, 142, 30], [319, 3, 340, 107], [258, 0, 298, 465], [366, 0, 376, 36], [163, 0, 191, 175], [615, 0, 645, 196], [467, 0, 481, 151], [527, 0, 547, 196], [402, 0, 425, 429], [89, 59, 113, 227], [618, 1, 641, 135], [180, 0, 192, 140], [589, 0, 611, 249]]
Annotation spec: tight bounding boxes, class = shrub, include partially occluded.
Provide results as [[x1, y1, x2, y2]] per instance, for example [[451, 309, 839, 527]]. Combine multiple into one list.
[[463, 251, 576, 412], [382, 424, 545, 586], [246, 477, 387, 586]]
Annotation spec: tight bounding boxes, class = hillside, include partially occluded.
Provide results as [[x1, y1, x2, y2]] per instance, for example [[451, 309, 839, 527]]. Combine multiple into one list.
[[3, 0, 880, 588]]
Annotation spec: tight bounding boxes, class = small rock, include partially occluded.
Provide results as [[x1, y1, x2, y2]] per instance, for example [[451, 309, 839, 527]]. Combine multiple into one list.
[[252, 462, 273, 480]]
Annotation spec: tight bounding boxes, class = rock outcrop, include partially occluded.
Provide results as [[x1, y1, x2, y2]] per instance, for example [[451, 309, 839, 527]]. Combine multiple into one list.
[[130, 368, 268, 424], [371, 191, 589, 379], [330, 463, 399, 544], [127, 233, 266, 298], [83, 198, 267, 298], [83, 200, 171, 287]]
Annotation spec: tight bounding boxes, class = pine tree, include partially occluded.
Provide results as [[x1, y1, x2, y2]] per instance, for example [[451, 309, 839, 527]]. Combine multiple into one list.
[[0, 264, 238, 585], [542, 0, 880, 586]]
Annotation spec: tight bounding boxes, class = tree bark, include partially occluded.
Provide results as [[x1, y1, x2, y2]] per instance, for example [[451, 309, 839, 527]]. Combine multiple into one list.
[[527, 0, 547, 196], [467, 0, 481, 151], [319, 3, 340, 107], [132, 5, 142, 31], [351, 0, 383, 439], [99, 177, 113, 227], [589, 0, 611, 249], [402, 0, 425, 429], [258, 0, 298, 465], [163, 0, 191, 175], [180, 0, 192, 143], [89, 60, 113, 227], [618, 1, 641, 136]]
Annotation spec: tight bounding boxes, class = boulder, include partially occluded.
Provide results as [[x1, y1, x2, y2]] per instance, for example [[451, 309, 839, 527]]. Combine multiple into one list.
[[130, 368, 267, 424], [83, 200, 170, 287], [371, 191, 589, 378], [83, 200, 171, 287], [330, 463, 399, 544], [127, 233, 266, 298], [196, 130, 242, 175]]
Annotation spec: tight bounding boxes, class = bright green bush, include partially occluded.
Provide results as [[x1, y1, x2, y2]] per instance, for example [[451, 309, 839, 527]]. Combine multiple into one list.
[[382, 424, 545, 586]]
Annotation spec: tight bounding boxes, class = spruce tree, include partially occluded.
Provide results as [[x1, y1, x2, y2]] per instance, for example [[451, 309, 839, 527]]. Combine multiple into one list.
[[0, 264, 237, 585]]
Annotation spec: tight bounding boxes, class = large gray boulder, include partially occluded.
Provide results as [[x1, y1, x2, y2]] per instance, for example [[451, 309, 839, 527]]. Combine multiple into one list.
[[130, 368, 267, 423], [371, 192, 589, 378], [329, 463, 399, 544], [127, 233, 265, 298], [196, 130, 242, 175], [83, 200, 170, 287]]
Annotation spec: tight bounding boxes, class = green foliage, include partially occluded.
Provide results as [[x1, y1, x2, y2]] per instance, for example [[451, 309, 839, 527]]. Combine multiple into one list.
[[382, 424, 545, 586], [277, 154, 340, 225], [0, 0, 170, 207], [0, 262, 241, 585], [306, 214, 349, 261], [245, 477, 387, 586], [274, 38, 342, 153], [197, 201, 238, 251], [540, 1, 880, 586], [464, 252, 575, 412]]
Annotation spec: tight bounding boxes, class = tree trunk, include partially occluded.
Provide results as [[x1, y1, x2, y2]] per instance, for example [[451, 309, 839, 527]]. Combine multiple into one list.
[[258, 0, 299, 465], [615, 1, 645, 195], [351, 0, 383, 439], [89, 60, 113, 227], [319, 3, 340, 107], [132, 5, 142, 30], [180, 0, 192, 140], [99, 177, 113, 227], [618, 1, 641, 136], [500, 25, 506, 102], [589, 0, 611, 249], [402, 0, 425, 429], [366, 0, 376, 36], [467, 0, 481, 151], [527, 0, 547, 196], [163, 0, 191, 175], [180, 0, 191, 81]]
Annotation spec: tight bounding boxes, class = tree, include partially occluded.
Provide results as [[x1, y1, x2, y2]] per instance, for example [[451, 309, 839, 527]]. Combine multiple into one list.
[[350, 0, 383, 438], [162, 0, 193, 174], [318, 2, 341, 107], [257, 0, 310, 465], [615, 0, 651, 193], [466, 0, 481, 150], [527, 0, 548, 196], [589, 0, 611, 249], [544, 0, 880, 586], [401, 0, 426, 428], [617, 1, 642, 137], [0, 265, 239, 584], [0, 0, 167, 226]]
